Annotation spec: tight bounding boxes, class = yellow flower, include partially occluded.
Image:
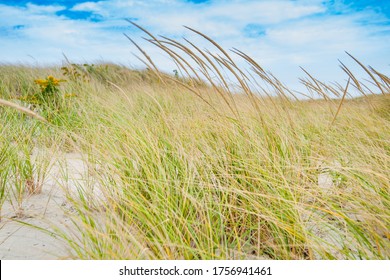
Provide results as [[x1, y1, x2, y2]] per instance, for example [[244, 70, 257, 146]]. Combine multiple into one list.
[[34, 79, 48, 85], [47, 75, 65, 85], [34, 75, 66, 93]]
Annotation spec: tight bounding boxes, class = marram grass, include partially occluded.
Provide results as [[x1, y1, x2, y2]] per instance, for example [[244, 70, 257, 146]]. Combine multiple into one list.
[[0, 27, 389, 259]]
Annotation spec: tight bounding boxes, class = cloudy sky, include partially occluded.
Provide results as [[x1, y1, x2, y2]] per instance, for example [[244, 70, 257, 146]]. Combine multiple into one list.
[[0, 0, 389, 89]]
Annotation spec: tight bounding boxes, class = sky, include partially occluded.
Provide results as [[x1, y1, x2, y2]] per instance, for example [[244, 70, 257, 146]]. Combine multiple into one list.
[[0, 0, 389, 89]]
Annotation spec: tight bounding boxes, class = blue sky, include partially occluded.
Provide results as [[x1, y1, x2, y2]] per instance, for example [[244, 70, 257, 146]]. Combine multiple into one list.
[[0, 0, 389, 89]]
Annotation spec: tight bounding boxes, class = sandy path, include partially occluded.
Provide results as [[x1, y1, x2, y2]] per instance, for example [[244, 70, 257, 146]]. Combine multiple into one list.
[[0, 190, 74, 259], [0, 151, 95, 259]]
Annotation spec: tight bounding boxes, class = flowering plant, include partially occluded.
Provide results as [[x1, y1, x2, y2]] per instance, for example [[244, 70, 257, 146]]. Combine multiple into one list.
[[34, 75, 66, 95]]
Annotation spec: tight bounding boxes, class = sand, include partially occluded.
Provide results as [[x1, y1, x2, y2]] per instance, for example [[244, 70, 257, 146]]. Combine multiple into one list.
[[0, 151, 96, 259]]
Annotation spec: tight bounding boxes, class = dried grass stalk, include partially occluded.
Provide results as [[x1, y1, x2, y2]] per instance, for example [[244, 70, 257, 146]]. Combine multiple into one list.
[[0, 98, 47, 123]]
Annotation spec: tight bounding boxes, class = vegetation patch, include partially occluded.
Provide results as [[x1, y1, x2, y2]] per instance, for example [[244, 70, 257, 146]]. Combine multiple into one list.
[[0, 26, 389, 260]]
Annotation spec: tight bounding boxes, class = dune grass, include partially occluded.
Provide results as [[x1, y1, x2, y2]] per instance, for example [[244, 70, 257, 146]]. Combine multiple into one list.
[[0, 27, 389, 259]]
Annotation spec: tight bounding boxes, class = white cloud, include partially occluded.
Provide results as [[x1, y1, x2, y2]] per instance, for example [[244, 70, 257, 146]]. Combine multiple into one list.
[[25, 3, 66, 14], [0, 3, 130, 63], [69, 0, 325, 36], [71, 1, 101, 12]]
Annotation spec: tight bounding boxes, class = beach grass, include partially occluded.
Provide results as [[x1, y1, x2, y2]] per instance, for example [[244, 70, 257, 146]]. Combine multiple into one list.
[[0, 28, 389, 259]]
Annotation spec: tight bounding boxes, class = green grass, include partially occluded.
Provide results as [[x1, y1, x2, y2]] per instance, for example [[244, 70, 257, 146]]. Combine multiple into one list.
[[0, 28, 389, 259]]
